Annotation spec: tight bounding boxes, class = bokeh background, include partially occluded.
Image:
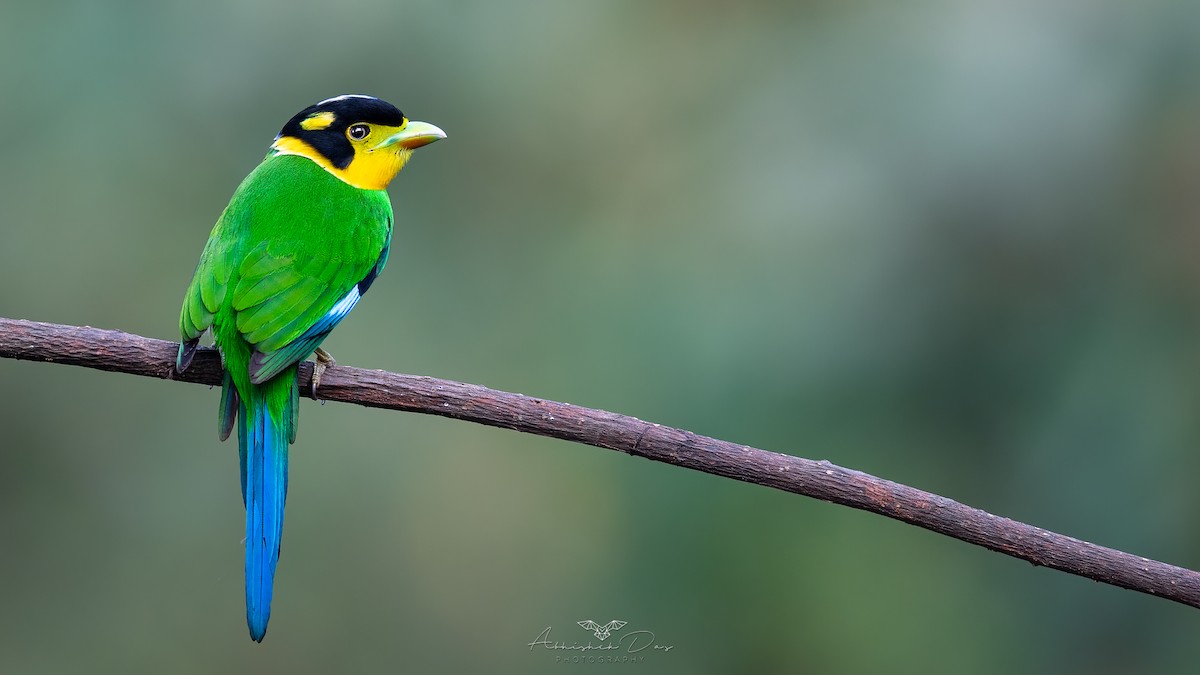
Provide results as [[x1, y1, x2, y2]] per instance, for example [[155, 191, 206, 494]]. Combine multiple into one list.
[[3, 1, 1200, 672]]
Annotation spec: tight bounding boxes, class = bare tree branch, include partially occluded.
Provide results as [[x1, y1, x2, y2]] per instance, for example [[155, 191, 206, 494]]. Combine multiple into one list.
[[2, 316, 1198, 608]]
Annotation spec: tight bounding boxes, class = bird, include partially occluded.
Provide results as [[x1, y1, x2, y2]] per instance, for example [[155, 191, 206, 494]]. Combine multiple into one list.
[[175, 94, 445, 641]]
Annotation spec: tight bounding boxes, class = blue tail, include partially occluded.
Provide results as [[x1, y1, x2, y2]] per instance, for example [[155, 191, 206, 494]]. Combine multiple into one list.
[[238, 384, 290, 642]]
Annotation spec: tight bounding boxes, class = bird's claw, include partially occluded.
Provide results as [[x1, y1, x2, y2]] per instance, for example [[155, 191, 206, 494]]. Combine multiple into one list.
[[311, 348, 336, 399]]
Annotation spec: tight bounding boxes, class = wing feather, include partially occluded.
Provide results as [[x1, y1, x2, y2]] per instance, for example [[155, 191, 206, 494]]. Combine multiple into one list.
[[237, 276, 327, 338], [179, 218, 236, 345]]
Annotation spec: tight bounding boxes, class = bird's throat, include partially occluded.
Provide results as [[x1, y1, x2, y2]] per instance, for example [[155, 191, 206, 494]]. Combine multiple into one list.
[[270, 136, 410, 191]]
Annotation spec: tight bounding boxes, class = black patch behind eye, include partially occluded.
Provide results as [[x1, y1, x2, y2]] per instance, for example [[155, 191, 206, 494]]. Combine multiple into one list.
[[276, 96, 407, 169]]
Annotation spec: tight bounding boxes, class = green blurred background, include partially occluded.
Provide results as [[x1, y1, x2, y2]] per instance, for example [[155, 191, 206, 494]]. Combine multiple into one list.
[[3, 1, 1200, 672]]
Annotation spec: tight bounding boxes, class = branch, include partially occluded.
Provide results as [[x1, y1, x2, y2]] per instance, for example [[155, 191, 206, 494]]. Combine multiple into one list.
[[3, 316, 1198, 609]]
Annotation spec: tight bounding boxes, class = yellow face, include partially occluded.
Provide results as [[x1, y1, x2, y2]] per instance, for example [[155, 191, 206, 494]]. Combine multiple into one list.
[[270, 99, 446, 191], [272, 121, 410, 190]]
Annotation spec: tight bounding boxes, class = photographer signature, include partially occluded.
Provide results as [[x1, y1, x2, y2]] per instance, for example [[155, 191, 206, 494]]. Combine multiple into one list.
[[528, 626, 674, 654]]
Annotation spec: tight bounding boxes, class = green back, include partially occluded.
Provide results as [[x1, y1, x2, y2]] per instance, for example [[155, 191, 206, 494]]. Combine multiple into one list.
[[180, 154, 393, 385]]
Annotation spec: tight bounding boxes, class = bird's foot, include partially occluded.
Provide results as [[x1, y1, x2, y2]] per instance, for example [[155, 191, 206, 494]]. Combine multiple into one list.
[[311, 348, 336, 398]]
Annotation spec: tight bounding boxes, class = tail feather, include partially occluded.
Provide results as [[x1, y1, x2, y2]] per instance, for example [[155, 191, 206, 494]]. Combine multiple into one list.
[[239, 376, 291, 642], [219, 372, 238, 442]]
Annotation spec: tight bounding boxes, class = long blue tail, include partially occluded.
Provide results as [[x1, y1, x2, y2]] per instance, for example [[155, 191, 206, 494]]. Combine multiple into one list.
[[237, 381, 290, 642]]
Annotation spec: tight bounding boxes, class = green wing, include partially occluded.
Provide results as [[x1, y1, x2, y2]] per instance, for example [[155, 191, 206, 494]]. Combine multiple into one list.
[[178, 216, 237, 371], [178, 154, 392, 382], [233, 232, 389, 383]]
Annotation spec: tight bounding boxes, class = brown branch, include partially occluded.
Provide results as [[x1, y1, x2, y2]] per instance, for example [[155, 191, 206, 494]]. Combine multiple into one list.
[[2, 316, 1199, 608]]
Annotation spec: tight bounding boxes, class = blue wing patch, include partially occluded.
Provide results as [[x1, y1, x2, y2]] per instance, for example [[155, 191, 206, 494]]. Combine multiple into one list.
[[307, 285, 362, 337]]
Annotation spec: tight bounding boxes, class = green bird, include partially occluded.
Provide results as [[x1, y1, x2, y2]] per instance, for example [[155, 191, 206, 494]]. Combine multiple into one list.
[[175, 95, 445, 641]]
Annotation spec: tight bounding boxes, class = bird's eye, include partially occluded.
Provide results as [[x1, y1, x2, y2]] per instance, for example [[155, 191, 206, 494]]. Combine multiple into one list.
[[347, 124, 370, 141]]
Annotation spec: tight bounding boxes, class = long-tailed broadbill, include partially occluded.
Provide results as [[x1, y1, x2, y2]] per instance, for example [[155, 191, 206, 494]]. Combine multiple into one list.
[[176, 95, 445, 641]]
